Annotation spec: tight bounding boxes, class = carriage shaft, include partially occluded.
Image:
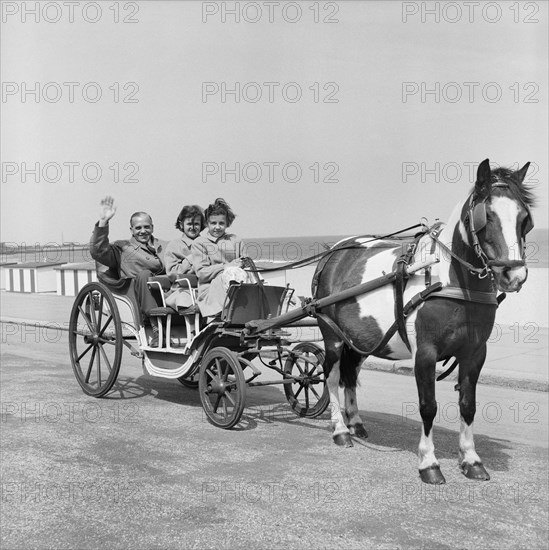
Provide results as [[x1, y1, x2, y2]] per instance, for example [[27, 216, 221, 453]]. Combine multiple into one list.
[[246, 271, 397, 334]]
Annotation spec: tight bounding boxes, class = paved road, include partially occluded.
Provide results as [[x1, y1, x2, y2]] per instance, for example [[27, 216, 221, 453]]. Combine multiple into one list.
[[1, 335, 547, 549]]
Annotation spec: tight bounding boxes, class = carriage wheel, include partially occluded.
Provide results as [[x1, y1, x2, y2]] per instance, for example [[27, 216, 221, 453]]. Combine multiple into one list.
[[177, 373, 199, 389], [69, 282, 123, 397], [284, 342, 329, 418], [198, 347, 246, 429]]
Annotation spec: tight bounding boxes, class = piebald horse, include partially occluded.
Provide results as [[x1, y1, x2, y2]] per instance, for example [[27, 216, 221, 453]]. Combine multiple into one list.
[[314, 159, 534, 484]]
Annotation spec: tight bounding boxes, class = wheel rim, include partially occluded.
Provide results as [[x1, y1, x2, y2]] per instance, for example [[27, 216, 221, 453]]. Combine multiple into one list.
[[69, 283, 123, 397], [178, 373, 199, 389], [199, 347, 246, 429], [284, 343, 329, 418]]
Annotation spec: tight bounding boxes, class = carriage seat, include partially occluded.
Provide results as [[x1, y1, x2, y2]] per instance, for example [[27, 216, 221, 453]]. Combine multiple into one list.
[[95, 257, 199, 321]]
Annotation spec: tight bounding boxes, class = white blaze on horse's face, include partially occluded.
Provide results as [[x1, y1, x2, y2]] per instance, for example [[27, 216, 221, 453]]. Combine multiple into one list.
[[486, 195, 528, 292]]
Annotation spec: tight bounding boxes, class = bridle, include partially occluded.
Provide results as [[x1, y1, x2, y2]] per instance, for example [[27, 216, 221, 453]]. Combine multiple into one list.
[[430, 182, 533, 280]]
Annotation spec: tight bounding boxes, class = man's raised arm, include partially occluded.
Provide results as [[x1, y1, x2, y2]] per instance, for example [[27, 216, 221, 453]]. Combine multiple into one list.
[[89, 196, 119, 269]]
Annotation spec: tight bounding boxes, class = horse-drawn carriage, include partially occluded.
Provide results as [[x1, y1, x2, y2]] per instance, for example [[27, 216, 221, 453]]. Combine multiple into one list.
[[69, 159, 535, 484], [68, 262, 330, 429]]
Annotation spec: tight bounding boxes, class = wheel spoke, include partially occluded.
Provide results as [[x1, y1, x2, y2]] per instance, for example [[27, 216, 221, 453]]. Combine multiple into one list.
[[98, 315, 113, 337], [78, 306, 95, 333], [224, 391, 236, 406], [304, 388, 310, 410], [213, 394, 222, 413], [294, 360, 306, 377], [97, 348, 101, 385], [221, 396, 228, 418], [99, 344, 112, 373], [294, 383, 304, 400], [97, 294, 104, 331], [88, 292, 98, 327], [205, 367, 216, 381], [98, 338, 116, 346], [216, 358, 226, 382], [77, 343, 93, 363], [85, 346, 97, 383], [309, 385, 321, 400]]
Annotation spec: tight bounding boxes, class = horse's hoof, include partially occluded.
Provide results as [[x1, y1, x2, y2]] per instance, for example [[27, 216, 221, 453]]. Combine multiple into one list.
[[351, 424, 368, 439], [419, 465, 446, 485], [333, 433, 353, 447], [461, 462, 490, 481]]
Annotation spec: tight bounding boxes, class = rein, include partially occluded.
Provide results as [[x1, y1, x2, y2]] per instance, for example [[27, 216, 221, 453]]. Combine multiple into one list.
[[427, 228, 490, 278], [244, 223, 425, 274]]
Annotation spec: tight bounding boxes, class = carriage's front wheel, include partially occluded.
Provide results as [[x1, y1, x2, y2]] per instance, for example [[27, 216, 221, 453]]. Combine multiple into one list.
[[69, 282, 123, 397], [198, 347, 246, 429], [284, 342, 329, 418]]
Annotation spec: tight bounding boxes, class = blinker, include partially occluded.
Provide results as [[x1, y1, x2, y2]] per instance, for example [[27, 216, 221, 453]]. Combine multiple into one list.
[[470, 200, 533, 235], [471, 203, 487, 233]]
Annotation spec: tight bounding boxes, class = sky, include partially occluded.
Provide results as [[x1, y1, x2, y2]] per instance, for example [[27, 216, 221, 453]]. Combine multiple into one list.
[[1, 0, 547, 246]]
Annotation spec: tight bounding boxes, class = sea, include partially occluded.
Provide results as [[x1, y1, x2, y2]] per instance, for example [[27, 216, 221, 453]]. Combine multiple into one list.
[[1, 229, 547, 268]]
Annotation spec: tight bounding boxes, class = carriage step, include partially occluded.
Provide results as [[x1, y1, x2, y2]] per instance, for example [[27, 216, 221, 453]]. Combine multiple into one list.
[[141, 345, 190, 354]]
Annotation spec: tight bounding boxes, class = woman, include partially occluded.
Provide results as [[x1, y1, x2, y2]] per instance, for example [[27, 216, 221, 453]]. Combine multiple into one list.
[[164, 204, 204, 312], [191, 198, 250, 317]]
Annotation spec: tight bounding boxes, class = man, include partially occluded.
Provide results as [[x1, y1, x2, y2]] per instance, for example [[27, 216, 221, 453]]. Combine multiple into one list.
[[90, 196, 166, 347]]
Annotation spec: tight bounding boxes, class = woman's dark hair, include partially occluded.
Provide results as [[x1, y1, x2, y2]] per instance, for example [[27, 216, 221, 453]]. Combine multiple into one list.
[[175, 205, 205, 232], [204, 198, 236, 226]]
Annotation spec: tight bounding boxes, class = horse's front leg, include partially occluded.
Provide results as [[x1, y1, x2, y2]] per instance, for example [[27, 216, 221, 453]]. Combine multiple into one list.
[[325, 342, 353, 447], [415, 344, 446, 484], [459, 346, 490, 480]]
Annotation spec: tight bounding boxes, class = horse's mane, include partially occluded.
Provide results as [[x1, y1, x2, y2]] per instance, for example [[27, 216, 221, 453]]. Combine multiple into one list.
[[490, 167, 536, 207]]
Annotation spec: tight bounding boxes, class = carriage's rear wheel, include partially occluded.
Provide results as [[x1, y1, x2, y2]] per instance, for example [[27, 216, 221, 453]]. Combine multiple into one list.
[[69, 282, 123, 397], [177, 373, 199, 389], [199, 347, 246, 429], [284, 342, 329, 418]]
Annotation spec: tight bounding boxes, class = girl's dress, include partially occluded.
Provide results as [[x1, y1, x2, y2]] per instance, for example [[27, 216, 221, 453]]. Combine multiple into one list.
[[191, 229, 249, 316], [164, 234, 195, 310]]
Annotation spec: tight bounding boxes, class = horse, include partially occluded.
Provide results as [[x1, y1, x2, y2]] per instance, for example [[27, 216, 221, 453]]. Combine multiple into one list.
[[313, 159, 535, 484]]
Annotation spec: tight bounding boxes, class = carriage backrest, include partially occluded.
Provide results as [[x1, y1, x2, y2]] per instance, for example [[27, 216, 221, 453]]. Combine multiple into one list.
[[222, 283, 293, 326]]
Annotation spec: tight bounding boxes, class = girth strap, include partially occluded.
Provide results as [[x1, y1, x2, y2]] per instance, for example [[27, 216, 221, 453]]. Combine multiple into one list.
[[427, 285, 498, 305]]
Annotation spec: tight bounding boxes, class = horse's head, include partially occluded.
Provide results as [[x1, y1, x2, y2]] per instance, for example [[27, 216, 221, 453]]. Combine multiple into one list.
[[466, 159, 535, 292]]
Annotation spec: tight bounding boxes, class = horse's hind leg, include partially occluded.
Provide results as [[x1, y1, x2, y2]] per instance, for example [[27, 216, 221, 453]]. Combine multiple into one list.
[[342, 347, 368, 439], [415, 344, 446, 484], [323, 335, 353, 447], [458, 346, 490, 480]]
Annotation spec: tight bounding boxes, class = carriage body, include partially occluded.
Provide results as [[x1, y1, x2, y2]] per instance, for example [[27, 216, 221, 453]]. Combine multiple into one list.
[[68, 263, 329, 428]]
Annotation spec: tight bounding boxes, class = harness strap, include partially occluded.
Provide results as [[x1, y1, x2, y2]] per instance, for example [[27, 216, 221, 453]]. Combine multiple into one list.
[[436, 357, 459, 381], [317, 282, 442, 357], [394, 242, 417, 352]]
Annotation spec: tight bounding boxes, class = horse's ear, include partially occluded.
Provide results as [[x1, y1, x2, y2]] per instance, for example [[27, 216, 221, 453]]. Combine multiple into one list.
[[516, 162, 531, 185], [475, 159, 491, 195]]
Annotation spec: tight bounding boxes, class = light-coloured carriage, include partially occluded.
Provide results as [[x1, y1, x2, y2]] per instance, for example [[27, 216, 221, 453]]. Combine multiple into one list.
[[68, 261, 329, 428]]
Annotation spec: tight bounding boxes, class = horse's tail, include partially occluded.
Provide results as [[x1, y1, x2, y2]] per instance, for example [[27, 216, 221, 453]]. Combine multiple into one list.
[[339, 344, 363, 389]]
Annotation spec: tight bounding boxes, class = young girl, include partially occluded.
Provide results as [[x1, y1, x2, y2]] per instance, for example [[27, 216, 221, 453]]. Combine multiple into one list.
[[164, 204, 205, 312], [191, 198, 249, 317]]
